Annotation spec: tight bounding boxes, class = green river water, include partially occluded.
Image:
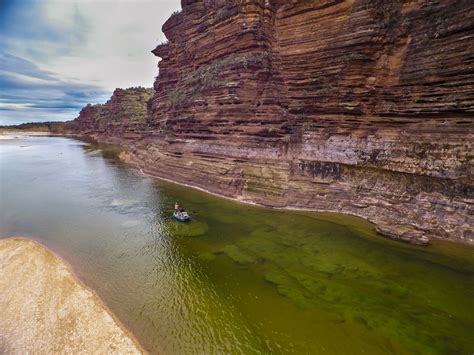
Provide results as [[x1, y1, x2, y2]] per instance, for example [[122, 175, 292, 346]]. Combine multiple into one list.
[[0, 134, 473, 354]]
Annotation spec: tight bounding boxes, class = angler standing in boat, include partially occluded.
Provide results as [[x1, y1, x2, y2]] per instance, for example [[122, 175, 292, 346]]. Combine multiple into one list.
[[173, 202, 191, 222]]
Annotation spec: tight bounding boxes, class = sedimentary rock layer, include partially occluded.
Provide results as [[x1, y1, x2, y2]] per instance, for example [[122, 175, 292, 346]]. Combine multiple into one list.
[[75, 0, 474, 244], [73, 87, 153, 140]]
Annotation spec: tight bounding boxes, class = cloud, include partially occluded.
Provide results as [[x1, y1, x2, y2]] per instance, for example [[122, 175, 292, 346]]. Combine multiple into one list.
[[0, 53, 110, 125], [0, 0, 180, 125]]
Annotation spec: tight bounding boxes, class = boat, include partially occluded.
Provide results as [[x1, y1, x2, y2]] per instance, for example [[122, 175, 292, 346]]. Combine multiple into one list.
[[173, 210, 191, 222]]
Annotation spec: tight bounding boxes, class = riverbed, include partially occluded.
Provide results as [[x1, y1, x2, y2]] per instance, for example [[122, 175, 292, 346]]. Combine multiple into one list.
[[1, 134, 473, 354]]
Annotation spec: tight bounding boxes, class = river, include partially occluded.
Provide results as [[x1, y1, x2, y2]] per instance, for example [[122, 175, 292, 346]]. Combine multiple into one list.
[[1, 134, 473, 354]]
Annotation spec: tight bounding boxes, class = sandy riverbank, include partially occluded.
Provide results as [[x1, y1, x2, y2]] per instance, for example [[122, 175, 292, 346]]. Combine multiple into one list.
[[0, 135, 26, 140], [0, 237, 143, 354]]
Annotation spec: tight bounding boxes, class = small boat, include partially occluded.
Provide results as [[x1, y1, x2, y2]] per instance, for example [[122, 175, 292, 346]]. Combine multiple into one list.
[[173, 210, 191, 222]]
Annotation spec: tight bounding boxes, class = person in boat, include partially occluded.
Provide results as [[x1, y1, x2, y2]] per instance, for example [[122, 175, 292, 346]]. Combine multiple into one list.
[[173, 204, 190, 220]]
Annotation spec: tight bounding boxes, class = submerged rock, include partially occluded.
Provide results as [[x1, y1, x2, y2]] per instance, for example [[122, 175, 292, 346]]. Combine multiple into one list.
[[264, 269, 313, 309], [376, 224, 430, 246], [167, 220, 209, 237], [220, 245, 255, 265], [197, 252, 217, 262]]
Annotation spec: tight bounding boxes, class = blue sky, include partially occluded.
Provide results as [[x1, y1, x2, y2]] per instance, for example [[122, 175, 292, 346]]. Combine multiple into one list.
[[0, 0, 180, 125]]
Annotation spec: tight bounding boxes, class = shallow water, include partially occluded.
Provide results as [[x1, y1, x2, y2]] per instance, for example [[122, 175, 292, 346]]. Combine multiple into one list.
[[1, 135, 473, 354]]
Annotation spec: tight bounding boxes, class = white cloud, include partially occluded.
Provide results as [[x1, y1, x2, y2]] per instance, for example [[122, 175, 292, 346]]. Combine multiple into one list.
[[14, 0, 180, 91], [7, 72, 52, 85], [1, 0, 180, 125], [0, 102, 34, 110]]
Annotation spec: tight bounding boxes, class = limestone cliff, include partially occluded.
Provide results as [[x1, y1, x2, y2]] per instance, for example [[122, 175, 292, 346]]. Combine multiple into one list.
[[77, 0, 474, 244]]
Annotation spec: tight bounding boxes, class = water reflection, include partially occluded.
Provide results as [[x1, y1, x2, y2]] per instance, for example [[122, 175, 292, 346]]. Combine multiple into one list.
[[1, 135, 473, 354]]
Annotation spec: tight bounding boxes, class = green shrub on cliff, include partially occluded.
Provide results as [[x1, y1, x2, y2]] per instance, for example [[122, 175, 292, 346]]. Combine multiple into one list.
[[73, 87, 153, 132], [166, 53, 270, 109], [169, 90, 197, 108]]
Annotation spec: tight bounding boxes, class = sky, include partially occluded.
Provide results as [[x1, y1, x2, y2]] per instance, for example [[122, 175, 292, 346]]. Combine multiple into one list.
[[0, 0, 180, 125]]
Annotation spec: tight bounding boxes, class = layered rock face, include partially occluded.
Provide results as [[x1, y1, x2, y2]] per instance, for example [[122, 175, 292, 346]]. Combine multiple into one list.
[[83, 0, 474, 244], [73, 87, 153, 140]]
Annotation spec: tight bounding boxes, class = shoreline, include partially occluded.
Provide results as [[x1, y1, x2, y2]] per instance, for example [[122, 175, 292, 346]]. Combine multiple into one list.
[[129, 158, 440, 246], [0, 236, 145, 354], [137, 169, 472, 248], [7, 132, 473, 246], [136, 165, 377, 222], [120, 155, 470, 247], [0, 134, 27, 140]]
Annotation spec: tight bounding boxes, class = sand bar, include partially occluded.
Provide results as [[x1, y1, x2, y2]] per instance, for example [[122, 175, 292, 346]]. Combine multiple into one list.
[[0, 237, 143, 354], [0, 135, 26, 140]]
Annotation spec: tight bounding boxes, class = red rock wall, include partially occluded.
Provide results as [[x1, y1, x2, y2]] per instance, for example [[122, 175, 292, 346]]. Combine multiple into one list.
[[149, 0, 474, 136], [83, 0, 474, 244], [74, 88, 153, 140], [273, 0, 474, 117]]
